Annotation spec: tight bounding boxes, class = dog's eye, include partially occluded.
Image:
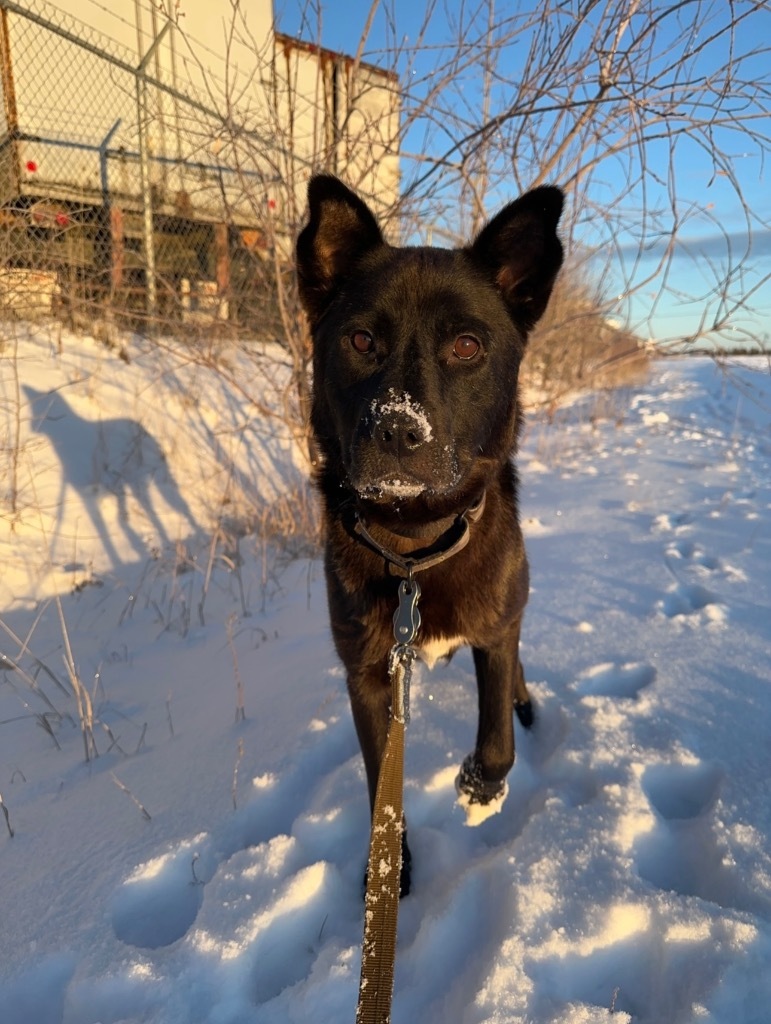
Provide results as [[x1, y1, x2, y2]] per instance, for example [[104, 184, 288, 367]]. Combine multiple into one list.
[[351, 330, 374, 354], [452, 335, 480, 361]]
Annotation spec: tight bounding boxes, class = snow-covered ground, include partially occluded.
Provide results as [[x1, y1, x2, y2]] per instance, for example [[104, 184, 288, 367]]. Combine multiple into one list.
[[1, 331, 770, 1024]]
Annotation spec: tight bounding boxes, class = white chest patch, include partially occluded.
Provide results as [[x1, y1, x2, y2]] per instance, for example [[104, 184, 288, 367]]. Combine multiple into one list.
[[415, 635, 468, 670]]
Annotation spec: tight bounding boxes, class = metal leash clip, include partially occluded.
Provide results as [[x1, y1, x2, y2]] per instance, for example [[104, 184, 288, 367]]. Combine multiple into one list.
[[389, 573, 421, 724], [392, 575, 421, 645], [388, 642, 416, 725]]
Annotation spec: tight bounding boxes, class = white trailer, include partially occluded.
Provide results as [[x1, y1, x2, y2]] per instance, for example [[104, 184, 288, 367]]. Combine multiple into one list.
[[0, 0, 399, 317]]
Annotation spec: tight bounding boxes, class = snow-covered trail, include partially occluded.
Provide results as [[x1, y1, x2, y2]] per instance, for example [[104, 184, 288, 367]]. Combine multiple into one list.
[[1, 349, 770, 1024]]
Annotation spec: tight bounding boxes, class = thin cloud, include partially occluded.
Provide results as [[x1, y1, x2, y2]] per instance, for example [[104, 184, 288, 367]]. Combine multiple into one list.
[[615, 228, 771, 263]]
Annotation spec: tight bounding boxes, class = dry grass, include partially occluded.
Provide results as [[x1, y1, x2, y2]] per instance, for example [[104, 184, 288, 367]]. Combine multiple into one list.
[[524, 263, 651, 413]]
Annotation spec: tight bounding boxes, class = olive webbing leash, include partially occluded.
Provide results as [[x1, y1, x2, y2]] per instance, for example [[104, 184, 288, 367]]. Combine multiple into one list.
[[355, 580, 420, 1024]]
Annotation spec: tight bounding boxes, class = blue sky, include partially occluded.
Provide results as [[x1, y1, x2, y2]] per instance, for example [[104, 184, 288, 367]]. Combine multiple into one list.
[[276, 1, 771, 348]]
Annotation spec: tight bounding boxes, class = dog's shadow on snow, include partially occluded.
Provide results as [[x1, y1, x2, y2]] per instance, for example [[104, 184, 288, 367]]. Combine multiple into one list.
[[23, 385, 197, 567]]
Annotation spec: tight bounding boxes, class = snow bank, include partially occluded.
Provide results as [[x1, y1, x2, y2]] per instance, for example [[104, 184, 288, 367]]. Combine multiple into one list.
[[1, 340, 770, 1024]]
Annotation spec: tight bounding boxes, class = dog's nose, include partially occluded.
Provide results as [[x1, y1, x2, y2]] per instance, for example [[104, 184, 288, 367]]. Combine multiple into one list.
[[374, 416, 427, 456]]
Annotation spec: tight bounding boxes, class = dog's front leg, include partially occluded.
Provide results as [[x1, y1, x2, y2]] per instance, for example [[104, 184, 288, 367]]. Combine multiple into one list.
[[460, 645, 516, 802], [348, 665, 413, 895], [347, 666, 393, 812], [457, 624, 531, 815]]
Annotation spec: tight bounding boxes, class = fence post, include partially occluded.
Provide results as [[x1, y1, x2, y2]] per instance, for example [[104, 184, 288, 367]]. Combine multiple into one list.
[[136, 20, 171, 324], [215, 222, 230, 320], [109, 206, 124, 296]]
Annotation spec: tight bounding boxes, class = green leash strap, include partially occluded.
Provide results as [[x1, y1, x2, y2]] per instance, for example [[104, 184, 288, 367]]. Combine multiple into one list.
[[355, 644, 415, 1024]]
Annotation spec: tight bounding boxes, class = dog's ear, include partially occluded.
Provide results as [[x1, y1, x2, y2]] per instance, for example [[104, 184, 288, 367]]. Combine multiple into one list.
[[469, 185, 564, 330], [296, 175, 385, 324]]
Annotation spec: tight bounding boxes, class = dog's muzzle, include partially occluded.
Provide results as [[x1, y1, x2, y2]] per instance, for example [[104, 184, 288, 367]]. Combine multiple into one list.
[[349, 392, 459, 500]]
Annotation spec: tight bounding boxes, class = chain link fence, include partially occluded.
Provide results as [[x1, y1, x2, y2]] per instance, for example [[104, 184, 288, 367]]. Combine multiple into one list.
[[0, 0, 292, 337]]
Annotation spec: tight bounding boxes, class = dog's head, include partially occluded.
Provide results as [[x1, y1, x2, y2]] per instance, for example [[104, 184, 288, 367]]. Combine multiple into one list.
[[296, 175, 563, 513]]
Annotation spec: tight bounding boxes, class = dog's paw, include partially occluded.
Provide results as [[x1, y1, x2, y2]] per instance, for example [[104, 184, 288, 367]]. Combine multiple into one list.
[[515, 698, 535, 729], [399, 838, 412, 897], [455, 755, 509, 826]]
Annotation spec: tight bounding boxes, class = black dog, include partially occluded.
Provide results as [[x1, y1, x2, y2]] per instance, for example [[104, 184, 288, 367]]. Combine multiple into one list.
[[296, 175, 563, 893]]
